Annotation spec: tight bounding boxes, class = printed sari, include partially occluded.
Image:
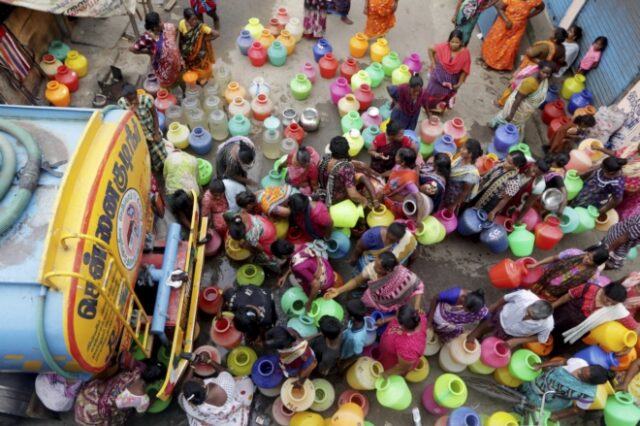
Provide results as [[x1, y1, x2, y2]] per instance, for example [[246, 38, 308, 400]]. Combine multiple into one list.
[[356, 228, 417, 272], [383, 167, 420, 217], [521, 367, 596, 412], [491, 76, 548, 142], [304, 0, 328, 39], [257, 184, 297, 215], [614, 144, 640, 220], [530, 249, 599, 302], [481, 0, 543, 71], [471, 164, 520, 213], [74, 370, 141, 426], [154, 23, 182, 87], [362, 265, 424, 312], [180, 20, 215, 81], [444, 157, 480, 207], [433, 302, 489, 343], [364, 0, 397, 38], [291, 242, 335, 295], [455, 0, 492, 45], [426, 42, 471, 111]]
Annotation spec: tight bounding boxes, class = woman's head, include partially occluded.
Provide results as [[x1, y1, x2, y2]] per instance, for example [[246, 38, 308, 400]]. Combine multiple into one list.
[[537, 61, 554, 80], [233, 306, 260, 334], [551, 27, 569, 44], [464, 289, 485, 314], [238, 141, 255, 166], [409, 74, 424, 97], [602, 156, 626, 175], [330, 136, 351, 160], [183, 380, 207, 405], [448, 29, 464, 51], [235, 190, 257, 210], [434, 153, 452, 179], [346, 299, 366, 322], [209, 179, 225, 195], [183, 7, 198, 26], [397, 305, 421, 331], [395, 147, 417, 168], [228, 216, 247, 240], [461, 139, 483, 162], [594, 36, 608, 51], [527, 158, 551, 177], [551, 152, 570, 168], [386, 120, 405, 141], [574, 114, 596, 129], [602, 282, 627, 306], [289, 193, 310, 215], [568, 25, 583, 42], [585, 246, 610, 266], [271, 239, 294, 259], [387, 222, 407, 243], [375, 251, 398, 275], [296, 146, 311, 166], [170, 190, 194, 215], [318, 316, 342, 340], [505, 151, 527, 171], [579, 365, 615, 385], [144, 12, 161, 32], [265, 326, 296, 350]]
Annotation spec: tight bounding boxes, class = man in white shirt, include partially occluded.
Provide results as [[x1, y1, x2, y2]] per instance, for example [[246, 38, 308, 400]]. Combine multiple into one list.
[[467, 289, 554, 348]]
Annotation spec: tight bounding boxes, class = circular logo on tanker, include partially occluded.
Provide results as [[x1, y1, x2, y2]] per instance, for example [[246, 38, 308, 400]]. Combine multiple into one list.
[[117, 188, 143, 270]]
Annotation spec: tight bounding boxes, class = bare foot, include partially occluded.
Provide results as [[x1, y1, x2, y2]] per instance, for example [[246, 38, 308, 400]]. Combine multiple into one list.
[[341, 16, 354, 25]]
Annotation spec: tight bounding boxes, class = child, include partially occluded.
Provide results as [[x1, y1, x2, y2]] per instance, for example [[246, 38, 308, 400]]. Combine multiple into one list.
[[338, 299, 368, 371], [190, 0, 220, 30], [554, 25, 583, 77], [310, 316, 343, 376], [578, 36, 608, 74], [266, 326, 317, 385], [200, 179, 228, 235], [546, 114, 596, 154]]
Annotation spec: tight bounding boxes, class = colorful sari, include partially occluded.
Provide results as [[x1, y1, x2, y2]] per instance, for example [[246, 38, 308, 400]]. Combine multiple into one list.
[[603, 214, 640, 269], [154, 23, 182, 87], [318, 156, 356, 206], [74, 370, 141, 426], [383, 166, 420, 217], [490, 76, 548, 142], [362, 264, 424, 312], [370, 134, 413, 173], [291, 241, 335, 296], [455, 0, 492, 45], [364, 0, 397, 38], [481, 0, 543, 71], [257, 184, 297, 215], [433, 302, 489, 343], [614, 144, 640, 220], [444, 157, 480, 207], [471, 164, 520, 213], [572, 169, 624, 210], [419, 163, 448, 210], [303, 0, 328, 39], [278, 338, 316, 378], [179, 20, 215, 81], [286, 147, 320, 195], [356, 227, 417, 272], [387, 84, 429, 131], [521, 366, 596, 412], [426, 42, 471, 111], [245, 214, 277, 255], [293, 201, 332, 240], [530, 248, 600, 302]]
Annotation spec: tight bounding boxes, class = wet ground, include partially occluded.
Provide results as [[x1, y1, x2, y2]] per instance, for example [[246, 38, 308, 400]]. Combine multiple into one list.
[[11, 0, 636, 424]]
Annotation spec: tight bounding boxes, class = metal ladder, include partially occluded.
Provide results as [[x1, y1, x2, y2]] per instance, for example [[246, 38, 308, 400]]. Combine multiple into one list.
[[43, 233, 152, 359]]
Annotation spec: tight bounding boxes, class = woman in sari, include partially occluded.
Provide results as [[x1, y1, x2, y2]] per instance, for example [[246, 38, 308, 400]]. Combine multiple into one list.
[[528, 247, 609, 302], [256, 184, 298, 218], [428, 288, 488, 343], [426, 30, 471, 113], [602, 213, 640, 270], [594, 142, 640, 220], [318, 136, 379, 206], [572, 157, 626, 215], [303, 0, 329, 39], [266, 326, 317, 385], [283, 240, 335, 310], [469, 151, 527, 221], [387, 74, 431, 131], [521, 358, 611, 419], [180, 354, 253, 426], [363, 0, 398, 38], [369, 120, 415, 173], [75, 362, 164, 426], [289, 193, 332, 239], [452, 0, 498, 46], [377, 306, 427, 377], [419, 153, 451, 211], [498, 28, 567, 106], [490, 62, 553, 142], [350, 222, 417, 273], [444, 139, 482, 212], [179, 8, 219, 84], [382, 148, 420, 217], [325, 251, 424, 313], [215, 136, 257, 186], [283, 145, 320, 196], [480, 0, 545, 71], [227, 214, 279, 272], [130, 12, 182, 88]]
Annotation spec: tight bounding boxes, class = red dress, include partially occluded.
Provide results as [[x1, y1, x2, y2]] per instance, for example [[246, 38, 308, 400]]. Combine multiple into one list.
[[377, 313, 427, 370]]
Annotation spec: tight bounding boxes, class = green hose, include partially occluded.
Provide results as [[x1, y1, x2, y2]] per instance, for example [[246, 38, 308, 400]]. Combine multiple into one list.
[[0, 119, 41, 235], [0, 134, 17, 200]]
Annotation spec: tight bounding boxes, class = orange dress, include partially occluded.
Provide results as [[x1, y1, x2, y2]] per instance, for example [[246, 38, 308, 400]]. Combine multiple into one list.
[[365, 0, 397, 38], [481, 0, 543, 71]]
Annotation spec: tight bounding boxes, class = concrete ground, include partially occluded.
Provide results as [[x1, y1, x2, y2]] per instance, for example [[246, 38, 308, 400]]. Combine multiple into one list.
[[13, 0, 635, 425]]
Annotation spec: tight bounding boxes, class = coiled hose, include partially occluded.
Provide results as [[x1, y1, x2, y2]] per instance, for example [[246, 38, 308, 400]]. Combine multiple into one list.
[[0, 119, 41, 235], [0, 134, 17, 200]]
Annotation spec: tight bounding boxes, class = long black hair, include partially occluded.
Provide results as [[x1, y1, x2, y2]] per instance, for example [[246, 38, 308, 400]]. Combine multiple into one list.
[[288, 193, 322, 239]]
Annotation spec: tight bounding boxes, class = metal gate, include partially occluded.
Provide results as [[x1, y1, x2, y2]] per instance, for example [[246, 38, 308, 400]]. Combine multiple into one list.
[[573, 0, 640, 105]]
